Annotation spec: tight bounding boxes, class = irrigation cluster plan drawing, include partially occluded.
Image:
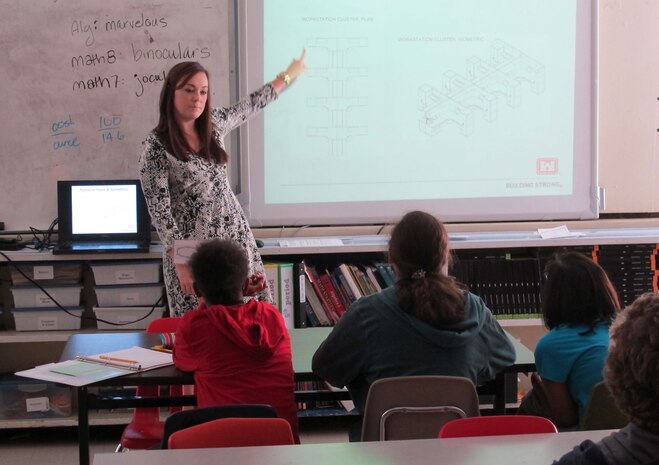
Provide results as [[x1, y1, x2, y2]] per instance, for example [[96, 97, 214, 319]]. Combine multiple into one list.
[[305, 37, 369, 157]]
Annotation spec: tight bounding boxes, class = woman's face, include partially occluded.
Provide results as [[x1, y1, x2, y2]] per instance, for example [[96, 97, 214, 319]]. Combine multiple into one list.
[[173, 71, 209, 124]]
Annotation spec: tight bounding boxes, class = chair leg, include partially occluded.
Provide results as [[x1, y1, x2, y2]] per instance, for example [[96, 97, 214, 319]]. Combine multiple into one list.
[[115, 444, 126, 453]]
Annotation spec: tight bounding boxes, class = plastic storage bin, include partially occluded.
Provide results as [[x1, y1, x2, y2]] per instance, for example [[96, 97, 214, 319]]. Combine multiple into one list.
[[0, 375, 72, 419], [93, 305, 166, 330], [90, 261, 162, 285], [94, 284, 164, 307], [9, 261, 83, 285], [10, 284, 82, 308], [12, 307, 84, 331]]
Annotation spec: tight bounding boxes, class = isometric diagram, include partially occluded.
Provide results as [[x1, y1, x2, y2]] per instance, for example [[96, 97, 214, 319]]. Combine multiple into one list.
[[418, 39, 545, 136], [306, 37, 369, 157]]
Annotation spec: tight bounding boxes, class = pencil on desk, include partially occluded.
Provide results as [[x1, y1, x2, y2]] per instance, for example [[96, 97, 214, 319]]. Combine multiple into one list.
[[99, 355, 139, 364], [75, 355, 142, 371]]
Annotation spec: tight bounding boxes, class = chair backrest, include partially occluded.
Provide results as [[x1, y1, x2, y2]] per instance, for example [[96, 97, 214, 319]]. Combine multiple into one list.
[[146, 317, 182, 333], [168, 417, 295, 449], [361, 375, 480, 442], [438, 415, 557, 438], [579, 381, 628, 431], [161, 404, 278, 449]]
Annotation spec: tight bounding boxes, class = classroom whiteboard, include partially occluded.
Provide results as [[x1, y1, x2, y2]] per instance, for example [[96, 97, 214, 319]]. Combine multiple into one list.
[[0, 0, 230, 231], [237, 0, 600, 227]]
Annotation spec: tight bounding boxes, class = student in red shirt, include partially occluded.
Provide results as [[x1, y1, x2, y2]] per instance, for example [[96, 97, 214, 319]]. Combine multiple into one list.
[[173, 239, 299, 442]]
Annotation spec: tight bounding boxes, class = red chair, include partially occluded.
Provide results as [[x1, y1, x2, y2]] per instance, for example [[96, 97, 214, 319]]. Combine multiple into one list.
[[438, 415, 557, 438], [168, 417, 295, 449], [116, 317, 183, 451]]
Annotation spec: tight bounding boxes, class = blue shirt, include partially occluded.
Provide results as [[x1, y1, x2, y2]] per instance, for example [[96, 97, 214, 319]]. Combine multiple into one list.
[[535, 322, 609, 416]]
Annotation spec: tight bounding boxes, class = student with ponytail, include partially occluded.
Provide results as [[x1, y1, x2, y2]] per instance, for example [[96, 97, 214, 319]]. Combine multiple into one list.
[[312, 211, 515, 438]]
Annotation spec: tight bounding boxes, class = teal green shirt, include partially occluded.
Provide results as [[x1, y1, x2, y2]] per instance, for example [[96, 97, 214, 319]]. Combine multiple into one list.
[[535, 322, 609, 417], [312, 287, 516, 412]]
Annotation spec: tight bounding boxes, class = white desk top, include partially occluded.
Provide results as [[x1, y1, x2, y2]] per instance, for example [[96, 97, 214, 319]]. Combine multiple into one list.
[[92, 430, 614, 465]]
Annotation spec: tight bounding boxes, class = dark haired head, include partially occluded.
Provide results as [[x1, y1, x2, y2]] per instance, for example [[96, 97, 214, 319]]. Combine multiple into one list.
[[541, 251, 619, 330], [389, 211, 465, 327], [604, 292, 659, 432], [155, 61, 227, 164], [189, 239, 248, 306]]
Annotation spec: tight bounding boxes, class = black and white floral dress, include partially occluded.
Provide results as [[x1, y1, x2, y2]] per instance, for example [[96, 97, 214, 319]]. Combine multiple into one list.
[[139, 84, 277, 315]]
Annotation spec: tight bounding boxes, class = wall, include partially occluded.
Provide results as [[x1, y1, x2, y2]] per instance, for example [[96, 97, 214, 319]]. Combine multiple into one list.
[[0, 0, 230, 230], [1, 0, 658, 232], [598, 0, 659, 213]]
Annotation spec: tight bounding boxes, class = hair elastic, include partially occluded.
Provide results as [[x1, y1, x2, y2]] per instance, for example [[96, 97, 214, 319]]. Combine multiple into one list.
[[411, 269, 426, 280]]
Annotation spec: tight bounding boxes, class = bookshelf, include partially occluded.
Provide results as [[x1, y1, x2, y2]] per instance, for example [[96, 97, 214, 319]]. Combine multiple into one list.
[[259, 227, 659, 328]]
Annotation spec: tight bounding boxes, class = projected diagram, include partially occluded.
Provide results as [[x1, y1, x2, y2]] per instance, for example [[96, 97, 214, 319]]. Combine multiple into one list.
[[418, 39, 545, 136], [305, 38, 368, 157]]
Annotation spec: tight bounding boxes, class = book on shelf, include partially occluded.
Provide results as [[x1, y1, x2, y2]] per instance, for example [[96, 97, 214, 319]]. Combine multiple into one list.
[[293, 262, 309, 328], [364, 265, 384, 292], [304, 275, 332, 326], [318, 270, 346, 317], [278, 262, 295, 329], [337, 263, 363, 301], [263, 261, 280, 307], [374, 262, 396, 287], [328, 267, 353, 309], [331, 266, 358, 305], [301, 299, 322, 327], [304, 264, 340, 324], [348, 264, 375, 296], [263, 261, 296, 329]]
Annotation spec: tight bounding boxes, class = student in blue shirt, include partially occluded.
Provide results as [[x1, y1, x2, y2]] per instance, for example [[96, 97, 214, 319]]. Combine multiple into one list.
[[519, 252, 620, 428]]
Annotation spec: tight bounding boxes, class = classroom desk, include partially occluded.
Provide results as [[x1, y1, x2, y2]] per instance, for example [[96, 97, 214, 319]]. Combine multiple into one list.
[[92, 430, 614, 465], [60, 328, 534, 465]]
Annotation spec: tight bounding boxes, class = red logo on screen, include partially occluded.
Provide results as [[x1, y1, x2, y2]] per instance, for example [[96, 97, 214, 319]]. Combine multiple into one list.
[[536, 158, 558, 175]]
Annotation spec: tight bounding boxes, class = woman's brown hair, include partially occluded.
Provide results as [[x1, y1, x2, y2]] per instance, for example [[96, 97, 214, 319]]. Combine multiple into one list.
[[389, 210, 465, 327], [155, 61, 228, 164]]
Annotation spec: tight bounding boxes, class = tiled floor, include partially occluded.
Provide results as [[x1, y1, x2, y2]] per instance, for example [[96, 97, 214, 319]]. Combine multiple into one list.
[[0, 416, 355, 465]]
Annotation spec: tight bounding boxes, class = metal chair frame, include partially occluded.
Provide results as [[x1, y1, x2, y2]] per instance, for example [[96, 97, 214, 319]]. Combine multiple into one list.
[[380, 406, 468, 441]]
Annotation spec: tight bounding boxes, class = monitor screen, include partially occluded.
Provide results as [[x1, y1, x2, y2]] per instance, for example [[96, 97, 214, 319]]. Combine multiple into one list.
[[71, 184, 139, 235], [57, 179, 151, 241]]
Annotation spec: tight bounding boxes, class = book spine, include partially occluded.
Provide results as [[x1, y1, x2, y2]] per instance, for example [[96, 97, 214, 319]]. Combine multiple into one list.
[[338, 263, 363, 299], [375, 262, 396, 287], [304, 265, 339, 324], [304, 275, 331, 326], [318, 270, 346, 317], [263, 262, 280, 310], [293, 262, 309, 328], [349, 264, 372, 296], [328, 267, 353, 309], [332, 267, 357, 305], [278, 262, 295, 329], [364, 265, 383, 293]]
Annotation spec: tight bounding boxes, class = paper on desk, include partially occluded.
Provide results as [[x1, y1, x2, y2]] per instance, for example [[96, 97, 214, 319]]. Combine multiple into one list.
[[537, 225, 585, 239], [16, 361, 133, 387], [15, 347, 173, 387]]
